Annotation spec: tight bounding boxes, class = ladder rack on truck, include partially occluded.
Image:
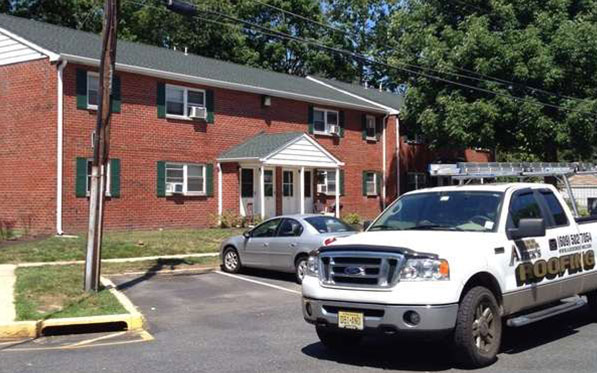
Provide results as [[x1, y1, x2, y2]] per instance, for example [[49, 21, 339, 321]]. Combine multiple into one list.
[[428, 162, 597, 217]]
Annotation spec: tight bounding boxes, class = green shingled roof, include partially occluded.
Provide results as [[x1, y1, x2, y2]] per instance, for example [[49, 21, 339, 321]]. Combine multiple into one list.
[[310, 77, 404, 111], [218, 132, 304, 160], [0, 14, 398, 112]]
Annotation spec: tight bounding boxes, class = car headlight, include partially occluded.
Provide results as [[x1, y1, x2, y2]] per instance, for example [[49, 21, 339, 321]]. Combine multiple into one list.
[[306, 254, 319, 277], [400, 258, 449, 281]]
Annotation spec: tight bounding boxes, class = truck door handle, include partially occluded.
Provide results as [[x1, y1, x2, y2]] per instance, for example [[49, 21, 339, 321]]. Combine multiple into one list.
[[290, 243, 297, 247], [263, 243, 269, 247]]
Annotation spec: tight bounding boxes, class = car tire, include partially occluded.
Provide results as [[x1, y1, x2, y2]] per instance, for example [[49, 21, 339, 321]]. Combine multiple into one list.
[[587, 290, 597, 316], [316, 326, 362, 350], [222, 247, 241, 273], [452, 286, 502, 368], [295, 255, 308, 284]]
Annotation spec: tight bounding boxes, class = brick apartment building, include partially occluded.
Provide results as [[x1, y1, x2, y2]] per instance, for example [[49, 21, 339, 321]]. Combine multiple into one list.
[[0, 14, 490, 234]]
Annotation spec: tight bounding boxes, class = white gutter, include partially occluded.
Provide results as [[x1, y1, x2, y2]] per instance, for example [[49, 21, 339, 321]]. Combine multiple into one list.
[[395, 116, 401, 198], [0, 27, 60, 61], [217, 163, 222, 224], [306, 76, 400, 115], [381, 114, 389, 209], [60, 54, 388, 114], [56, 59, 67, 235]]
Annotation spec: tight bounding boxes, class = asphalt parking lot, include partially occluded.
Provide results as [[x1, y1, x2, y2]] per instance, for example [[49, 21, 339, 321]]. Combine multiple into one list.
[[2, 269, 597, 373]]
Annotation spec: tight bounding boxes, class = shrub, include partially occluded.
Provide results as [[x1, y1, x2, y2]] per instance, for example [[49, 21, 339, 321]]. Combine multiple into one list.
[[0, 219, 16, 241], [343, 212, 361, 225]]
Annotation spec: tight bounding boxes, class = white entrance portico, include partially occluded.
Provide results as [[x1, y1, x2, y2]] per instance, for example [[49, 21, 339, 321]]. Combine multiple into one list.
[[217, 132, 344, 219]]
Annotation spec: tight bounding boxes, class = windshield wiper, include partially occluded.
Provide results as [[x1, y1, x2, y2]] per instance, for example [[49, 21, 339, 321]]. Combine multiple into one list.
[[403, 224, 462, 231], [368, 224, 398, 231]]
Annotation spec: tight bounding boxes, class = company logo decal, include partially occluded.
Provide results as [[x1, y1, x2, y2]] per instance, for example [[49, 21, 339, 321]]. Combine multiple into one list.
[[515, 250, 595, 286], [344, 266, 365, 276]]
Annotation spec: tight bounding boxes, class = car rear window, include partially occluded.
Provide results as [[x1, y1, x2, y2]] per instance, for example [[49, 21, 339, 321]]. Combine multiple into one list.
[[305, 216, 355, 234]]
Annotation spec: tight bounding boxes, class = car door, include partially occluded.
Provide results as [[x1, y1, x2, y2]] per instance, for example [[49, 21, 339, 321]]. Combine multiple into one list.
[[268, 218, 303, 270], [502, 189, 562, 313], [242, 218, 281, 268]]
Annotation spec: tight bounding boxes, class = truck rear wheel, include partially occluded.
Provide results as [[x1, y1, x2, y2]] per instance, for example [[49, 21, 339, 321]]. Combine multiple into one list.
[[316, 326, 362, 350], [453, 286, 502, 368]]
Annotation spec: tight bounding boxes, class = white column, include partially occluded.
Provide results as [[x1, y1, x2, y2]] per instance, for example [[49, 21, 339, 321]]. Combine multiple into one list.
[[260, 165, 265, 220], [217, 163, 222, 219], [300, 167, 305, 214], [335, 168, 340, 218], [382, 115, 387, 209], [56, 60, 67, 235]]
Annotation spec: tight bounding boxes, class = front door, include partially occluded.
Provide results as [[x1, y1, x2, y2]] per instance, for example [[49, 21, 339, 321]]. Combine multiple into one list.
[[263, 169, 276, 218], [240, 168, 255, 217], [282, 169, 297, 214], [303, 170, 313, 213]]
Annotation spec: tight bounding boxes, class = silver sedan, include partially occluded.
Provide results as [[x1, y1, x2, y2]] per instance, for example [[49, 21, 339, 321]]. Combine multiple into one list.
[[219, 214, 357, 283]]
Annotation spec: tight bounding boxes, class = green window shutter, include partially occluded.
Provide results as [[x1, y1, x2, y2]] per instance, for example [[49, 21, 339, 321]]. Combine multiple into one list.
[[340, 169, 345, 196], [376, 172, 382, 196], [157, 83, 166, 118], [111, 75, 121, 113], [110, 158, 121, 197], [205, 163, 214, 196], [361, 114, 367, 140], [206, 90, 215, 123], [157, 161, 166, 197], [362, 171, 368, 196], [76, 69, 87, 110], [308, 105, 314, 134], [376, 117, 382, 141], [339, 111, 345, 137], [76, 157, 88, 197]]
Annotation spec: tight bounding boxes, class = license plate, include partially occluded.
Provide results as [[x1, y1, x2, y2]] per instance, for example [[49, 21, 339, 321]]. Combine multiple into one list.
[[338, 311, 364, 330]]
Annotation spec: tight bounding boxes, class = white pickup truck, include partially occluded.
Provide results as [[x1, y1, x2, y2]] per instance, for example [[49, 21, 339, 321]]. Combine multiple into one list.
[[302, 183, 597, 367]]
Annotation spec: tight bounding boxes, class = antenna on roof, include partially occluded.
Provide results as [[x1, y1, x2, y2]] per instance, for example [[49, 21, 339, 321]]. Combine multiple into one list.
[[184, 47, 188, 55], [364, 81, 368, 89], [379, 82, 382, 92], [173, 46, 176, 51]]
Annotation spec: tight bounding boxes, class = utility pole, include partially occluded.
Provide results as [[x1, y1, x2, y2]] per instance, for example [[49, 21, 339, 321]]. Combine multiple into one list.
[[85, 0, 120, 292]]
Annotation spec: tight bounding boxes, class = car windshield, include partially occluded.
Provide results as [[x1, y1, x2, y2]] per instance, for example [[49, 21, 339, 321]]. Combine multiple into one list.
[[304, 216, 356, 234], [369, 191, 504, 232]]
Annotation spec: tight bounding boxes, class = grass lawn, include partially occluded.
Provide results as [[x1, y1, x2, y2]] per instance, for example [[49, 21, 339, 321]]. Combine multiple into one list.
[[14, 265, 126, 321], [0, 228, 242, 264]]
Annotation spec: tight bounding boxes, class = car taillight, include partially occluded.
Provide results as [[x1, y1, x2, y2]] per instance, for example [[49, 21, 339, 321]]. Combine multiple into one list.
[[323, 237, 337, 246]]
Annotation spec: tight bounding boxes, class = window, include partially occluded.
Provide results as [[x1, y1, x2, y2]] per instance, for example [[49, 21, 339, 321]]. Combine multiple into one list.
[[304, 171, 312, 198], [164, 162, 206, 196], [264, 170, 274, 197], [365, 172, 377, 196], [283, 171, 294, 197], [86, 159, 111, 196], [305, 216, 356, 233], [541, 191, 568, 227], [316, 170, 336, 194], [510, 192, 543, 228], [87, 73, 99, 109], [241, 169, 254, 198], [366, 115, 376, 140], [252, 218, 281, 238], [278, 219, 303, 237], [165, 84, 205, 119], [313, 108, 339, 135], [407, 172, 427, 191]]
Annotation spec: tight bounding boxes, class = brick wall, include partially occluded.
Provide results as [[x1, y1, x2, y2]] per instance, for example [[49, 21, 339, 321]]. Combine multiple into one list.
[[0, 58, 57, 233]]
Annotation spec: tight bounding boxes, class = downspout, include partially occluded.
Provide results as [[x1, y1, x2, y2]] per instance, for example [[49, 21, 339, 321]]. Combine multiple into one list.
[[381, 113, 389, 209], [56, 59, 67, 235], [395, 116, 400, 198]]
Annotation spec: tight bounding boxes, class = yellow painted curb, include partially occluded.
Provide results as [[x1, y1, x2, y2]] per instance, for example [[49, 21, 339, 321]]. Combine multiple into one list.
[[0, 321, 38, 340]]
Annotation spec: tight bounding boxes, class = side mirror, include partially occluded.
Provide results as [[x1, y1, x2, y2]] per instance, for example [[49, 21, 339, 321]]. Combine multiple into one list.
[[363, 220, 372, 230], [242, 230, 251, 239], [508, 218, 545, 240]]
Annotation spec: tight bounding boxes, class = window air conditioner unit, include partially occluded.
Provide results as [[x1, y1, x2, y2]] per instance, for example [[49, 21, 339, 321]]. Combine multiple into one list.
[[189, 106, 207, 120], [166, 183, 184, 194], [317, 184, 326, 194], [329, 125, 340, 136]]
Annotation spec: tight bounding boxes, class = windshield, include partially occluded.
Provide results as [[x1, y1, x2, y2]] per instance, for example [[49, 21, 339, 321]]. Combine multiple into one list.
[[305, 216, 356, 234], [369, 191, 504, 232]]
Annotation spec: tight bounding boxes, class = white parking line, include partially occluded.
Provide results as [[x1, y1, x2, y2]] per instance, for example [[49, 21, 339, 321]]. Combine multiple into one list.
[[215, 271, 301, 295]]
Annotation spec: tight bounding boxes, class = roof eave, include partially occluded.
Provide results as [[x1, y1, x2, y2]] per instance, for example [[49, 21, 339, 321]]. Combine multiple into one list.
[[0, 26, 60, 61], [60, 53, 389, 114]]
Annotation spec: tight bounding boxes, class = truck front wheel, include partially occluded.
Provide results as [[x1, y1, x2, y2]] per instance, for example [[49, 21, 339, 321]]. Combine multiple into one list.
[[316, 326, 362, 350], [453, 286, 502, 368]]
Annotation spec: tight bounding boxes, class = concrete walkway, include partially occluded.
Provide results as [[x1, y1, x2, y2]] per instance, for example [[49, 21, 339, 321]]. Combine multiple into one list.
[[0, 264, 16, 324]]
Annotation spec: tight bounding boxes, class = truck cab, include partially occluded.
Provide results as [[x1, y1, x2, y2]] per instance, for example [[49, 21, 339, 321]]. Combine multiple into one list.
[[302, 182, 597, 368]]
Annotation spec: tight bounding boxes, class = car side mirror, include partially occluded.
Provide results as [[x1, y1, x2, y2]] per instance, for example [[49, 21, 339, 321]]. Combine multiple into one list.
[[243, 230, 252, 239], [363, 220, 372, 230], [508, 218, 545, 240]]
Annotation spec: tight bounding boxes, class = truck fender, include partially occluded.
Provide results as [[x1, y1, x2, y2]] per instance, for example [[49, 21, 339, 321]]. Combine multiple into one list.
[[457, 271, 504, 312]]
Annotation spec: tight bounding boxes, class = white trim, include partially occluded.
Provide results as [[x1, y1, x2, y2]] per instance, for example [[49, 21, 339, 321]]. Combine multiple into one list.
[[396, 116, 401, 197], [165, 83, 206, 120], [217, 162, 222, 219], [0, 27, 60, 61], [164, 162, 207, 196], [365, 172, 377, 196], [262, 134, 344, 167], [59, 54, 389, 114], [312, 107, 339, 136], [260, 166, 265, 220], [335, 169, 340, 218], [306, 76, 400, 115], [365, 114, 377, 141], [316, 169, 337, 195], [86, 71, 99, 111], [56, 60, 67, 235], [382, 114, 388, 208], [300, 166, 305, 214], [86, 159, 112, 197]]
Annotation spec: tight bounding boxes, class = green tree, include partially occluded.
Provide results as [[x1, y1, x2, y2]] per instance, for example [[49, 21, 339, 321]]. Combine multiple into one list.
[[386, 0, 597, 161]]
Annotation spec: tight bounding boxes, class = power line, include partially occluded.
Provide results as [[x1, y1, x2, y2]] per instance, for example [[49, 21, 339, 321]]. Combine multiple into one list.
[[244, 0, 595, 106], [128, 0, 597, 117]]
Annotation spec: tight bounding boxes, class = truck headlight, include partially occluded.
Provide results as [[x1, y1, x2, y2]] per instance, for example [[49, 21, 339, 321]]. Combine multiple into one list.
[[400, 259, 449, 281], [306, 254, 319, 277]]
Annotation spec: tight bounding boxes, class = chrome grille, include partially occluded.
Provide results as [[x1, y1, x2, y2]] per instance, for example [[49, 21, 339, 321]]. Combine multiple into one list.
[[319, 251, 404, 289]]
